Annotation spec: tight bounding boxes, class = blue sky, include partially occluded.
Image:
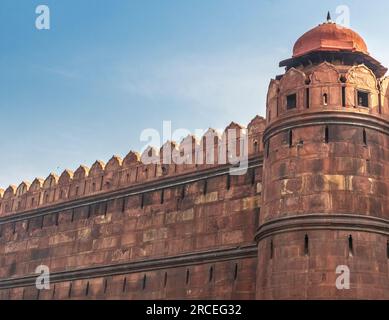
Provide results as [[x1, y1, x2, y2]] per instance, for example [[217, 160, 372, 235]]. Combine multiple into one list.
[[1, 0, 389, 188]]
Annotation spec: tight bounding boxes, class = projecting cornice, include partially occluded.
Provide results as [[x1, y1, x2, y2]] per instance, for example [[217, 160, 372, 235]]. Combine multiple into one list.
[[263, 110, 389, 143]]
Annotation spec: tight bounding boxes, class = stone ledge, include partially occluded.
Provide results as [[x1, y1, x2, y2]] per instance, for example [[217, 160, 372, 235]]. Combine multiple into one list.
[[0, 244, 258, 289]]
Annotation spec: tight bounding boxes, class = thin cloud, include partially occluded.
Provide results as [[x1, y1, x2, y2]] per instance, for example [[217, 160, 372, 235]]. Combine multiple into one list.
[[117, 47, 283, 118]]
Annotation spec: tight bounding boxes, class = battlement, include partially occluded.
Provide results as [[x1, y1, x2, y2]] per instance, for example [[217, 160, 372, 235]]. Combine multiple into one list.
[[0, 115, 266, 217]]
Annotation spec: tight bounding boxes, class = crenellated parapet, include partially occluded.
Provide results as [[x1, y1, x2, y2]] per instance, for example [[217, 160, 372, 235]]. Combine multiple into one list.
[[0, 115, 266, 216]]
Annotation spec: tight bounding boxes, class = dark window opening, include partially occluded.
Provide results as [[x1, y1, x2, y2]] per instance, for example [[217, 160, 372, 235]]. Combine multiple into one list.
[[363, 129, 367, 146], [209, 266, 214, 282], [325, 126, 329, 144], [142, 275, 147, 290], [342, 86, 346, 107], [306, 88, 310, 109], [164, 272, 168, 288], [286, 94, 297, 110], [270, 240, 274, 259], [122, 278, 127, 293], [251, 168, 256, 186], [387, 241, 389, 259], [226, 175, 231, 190], [186, 269, 190, 285], [358, 91, 369, 107], [266, 141, 270, 158], [87, 205, 91, 218], [140, 194, 144, 209], [288, 130, 293, 148], [323, 93, 328, 106], [181, 185, 186, 200], [254, 141, 259, 153], [68, 283, 73, 298], [52, 285, 56, 299], [203, 180, 208, 195], [304, 234, 309, 256], [160, 189, 165, 204], [104, 279, 108, 294], [100, 176, 104, 190], [40, 216, 44, 229], [71, 209, 75, 223], [234, 263, 238, 281], [348, 235, 354, 256], [104, 202, 108, 216], [254, 208, 260, 228], [85, 282, 90, 296], [121, 198, 127, 212]]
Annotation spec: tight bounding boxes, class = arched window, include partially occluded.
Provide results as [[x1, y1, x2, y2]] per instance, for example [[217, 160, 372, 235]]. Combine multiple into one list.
[[323, 93, 328, 106], [253, 140, 258, 153]]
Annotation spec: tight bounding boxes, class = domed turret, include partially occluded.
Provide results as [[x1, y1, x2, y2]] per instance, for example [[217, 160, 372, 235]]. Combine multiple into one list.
[[280, 13, 387, 78], [293, 20, 368, 57]]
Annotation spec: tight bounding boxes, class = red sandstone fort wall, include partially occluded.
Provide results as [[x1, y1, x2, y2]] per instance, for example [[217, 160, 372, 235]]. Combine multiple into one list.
[[0, 116, 265, 300]]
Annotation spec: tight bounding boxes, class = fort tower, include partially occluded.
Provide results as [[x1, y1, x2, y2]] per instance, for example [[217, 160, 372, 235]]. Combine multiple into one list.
[[256, 15, 389, 299]]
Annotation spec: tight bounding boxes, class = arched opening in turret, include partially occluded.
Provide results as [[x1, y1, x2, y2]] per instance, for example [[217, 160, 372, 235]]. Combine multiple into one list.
[[323, 93, 328, 106]]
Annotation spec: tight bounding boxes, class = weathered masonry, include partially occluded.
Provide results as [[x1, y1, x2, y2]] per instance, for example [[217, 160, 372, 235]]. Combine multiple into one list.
[[1, 15, 389, 299]]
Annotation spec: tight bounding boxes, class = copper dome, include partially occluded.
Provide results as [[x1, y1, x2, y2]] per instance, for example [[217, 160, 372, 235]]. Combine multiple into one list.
[[293, 22, 369, 58]]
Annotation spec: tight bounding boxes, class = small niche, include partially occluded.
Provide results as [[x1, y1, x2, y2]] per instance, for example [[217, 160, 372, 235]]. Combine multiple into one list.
[[140, 194, 145, 209], [306, 88, 310, 109], [122, 277, 127, 293], [85, 281, 90, 296], [363, 128, 367, 146], [304, 234, 309, 256], [203, 180, 208, 195], [186, 269, 190, 285], [288, 129, 293, 148], [233, 263, 238, 281], [325, 126, 329, 144], [348, 235, 354, 257], [104, 279, 108, 294], [209, 266, 214, 283], [323, 93, 328, 106], [387, 241, 389, 259], [142, 274, 147, 290], [164, 272, 168, 288]]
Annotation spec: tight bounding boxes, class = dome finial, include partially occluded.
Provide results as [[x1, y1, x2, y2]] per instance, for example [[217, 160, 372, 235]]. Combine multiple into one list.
[[326, 11, 332, 22]]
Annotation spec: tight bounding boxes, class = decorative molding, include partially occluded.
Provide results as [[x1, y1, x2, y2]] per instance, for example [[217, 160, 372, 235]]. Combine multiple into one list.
[[263, 110, 389, 143], [255, 214, 389, 242], [0, 245, 258, 289]]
